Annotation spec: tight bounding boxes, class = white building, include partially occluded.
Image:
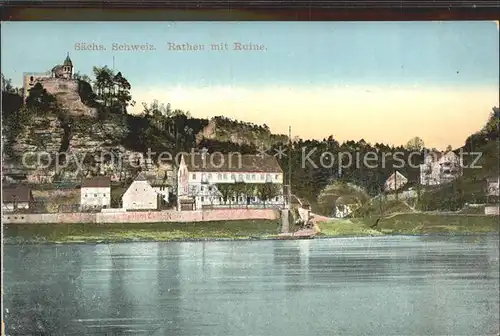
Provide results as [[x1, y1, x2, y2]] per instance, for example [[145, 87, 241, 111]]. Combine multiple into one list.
[[384, 171, 408, 192], [486, 176, 500, 197], [80, 176, 111, 210], [122, 174, 159, 210], [149, 179, 170, 204], [420, 150, 462, 186], [2, 185, 33, 212], [177, 152, 284, 210]]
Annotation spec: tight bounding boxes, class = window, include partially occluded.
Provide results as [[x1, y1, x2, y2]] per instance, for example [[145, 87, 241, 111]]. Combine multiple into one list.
[[201, 186, 204, 191], [201, 197, 204, 202], [208, 173, 212, 180], [218, 173, 222, 180], [275, 197, 279, 201], [275, 174, 279, 179], [238, 174, 243, 180], [246, 174, 250, 179], [232, 197, 236, 202], [85, 194, 87, 197], [219, 197, 222, 202], [239, 197, 243, 202], [224, 173, 228, 180], [29, 76, 34, 82], [94, 194, 97, 197], [231, 174, 236, 180], [208, 186, 212, 191], [252, 174, 256, 180], [260, 174, 265, 180], [192, 174, 196, 179]]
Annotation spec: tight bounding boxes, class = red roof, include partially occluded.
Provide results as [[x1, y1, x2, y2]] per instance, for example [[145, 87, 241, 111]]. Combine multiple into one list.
[[181, 153, 283, 173], [2, 185, 33, 203], [82, 176, 111, 188]]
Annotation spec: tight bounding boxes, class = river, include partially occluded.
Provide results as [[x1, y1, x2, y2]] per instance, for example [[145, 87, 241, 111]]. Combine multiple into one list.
[[3, 235, 499, 335]]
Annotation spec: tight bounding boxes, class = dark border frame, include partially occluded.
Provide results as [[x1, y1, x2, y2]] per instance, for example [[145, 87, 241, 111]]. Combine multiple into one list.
[[1, 1, 499, 21]]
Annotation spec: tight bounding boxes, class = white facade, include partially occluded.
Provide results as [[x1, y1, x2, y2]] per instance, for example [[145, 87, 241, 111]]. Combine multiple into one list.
[[122, 180, 158, 210], [152, 186, 170, 203], [333, 204, 352, 218], [384, 171, 408, 192], [486, 177, 500, 197], [420, 151, 462, 186], [2, 202, 30, 213], [80, 187, 110, 209], [177, 156, 284, 210]]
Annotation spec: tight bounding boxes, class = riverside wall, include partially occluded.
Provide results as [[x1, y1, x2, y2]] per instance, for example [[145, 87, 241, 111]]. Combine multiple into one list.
[[2, 208, 279, 224]]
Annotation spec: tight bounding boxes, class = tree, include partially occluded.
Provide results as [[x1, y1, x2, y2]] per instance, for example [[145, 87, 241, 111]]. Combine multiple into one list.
[[25, 83, 58, 113], [445, 144, 453, 152], [405, 136, 425, 151], [1, 73, 15, 93], [256, 183, 281, 206], [216, 183, 233, 205]]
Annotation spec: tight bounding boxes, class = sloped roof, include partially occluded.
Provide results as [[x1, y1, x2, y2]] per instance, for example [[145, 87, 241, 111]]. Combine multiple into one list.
[[181, 153, 283, 173], [486, 176, 500, 182], [3, 185, 33, 203], [386, 171, 408, 182], [63, 53, 73, 66], [134, 172, 148, 181], [82, 176, 111, 188]]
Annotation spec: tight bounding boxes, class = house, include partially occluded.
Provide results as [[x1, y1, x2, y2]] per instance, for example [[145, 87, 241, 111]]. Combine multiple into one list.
[[486, 176, 499, 197], [420, 150, 462, 186], [148, 178, 170, 205], [176, 152, 284, 210], [122, 173, 159, 210], [2, 185, 34, 212], [384, 171, 408, 192], [333, 203, 353, 218], [80, 176, 111, 210]]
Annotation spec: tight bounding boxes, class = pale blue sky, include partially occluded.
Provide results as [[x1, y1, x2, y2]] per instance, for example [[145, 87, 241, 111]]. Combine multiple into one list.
[[2, 21, 499, 148], [2, 21, 498, 87]]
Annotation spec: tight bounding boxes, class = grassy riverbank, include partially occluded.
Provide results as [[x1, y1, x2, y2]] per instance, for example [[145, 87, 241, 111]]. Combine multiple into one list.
[[3, 220, 282, 243], [4, 213, 498, 244], [317, 213, 499, 237]]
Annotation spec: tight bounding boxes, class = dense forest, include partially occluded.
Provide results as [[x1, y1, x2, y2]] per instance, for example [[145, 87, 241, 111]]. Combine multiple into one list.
[[1, 70, 498, 213]]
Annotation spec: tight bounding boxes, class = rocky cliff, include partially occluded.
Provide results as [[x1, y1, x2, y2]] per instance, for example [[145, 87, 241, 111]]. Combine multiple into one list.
[[196, 116, 288, 147], [3, 104, 174, 186]]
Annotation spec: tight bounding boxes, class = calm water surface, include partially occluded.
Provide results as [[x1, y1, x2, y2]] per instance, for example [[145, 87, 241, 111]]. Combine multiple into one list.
[[3, 235, 500, 335]]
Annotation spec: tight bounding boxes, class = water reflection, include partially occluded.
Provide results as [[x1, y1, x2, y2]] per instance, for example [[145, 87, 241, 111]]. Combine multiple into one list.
[[3, 235, 499, 336]]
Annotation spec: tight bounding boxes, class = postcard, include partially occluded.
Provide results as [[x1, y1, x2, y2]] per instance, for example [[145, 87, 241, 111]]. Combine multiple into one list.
[[1, 21, 499, 335]]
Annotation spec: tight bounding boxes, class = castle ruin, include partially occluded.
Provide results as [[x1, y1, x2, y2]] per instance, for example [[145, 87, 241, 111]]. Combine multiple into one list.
[[22, 53, 97, 118]]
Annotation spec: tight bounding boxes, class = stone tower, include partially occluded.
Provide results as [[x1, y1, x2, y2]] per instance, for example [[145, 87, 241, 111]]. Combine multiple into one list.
[[23, 53, 75, 100], [61, 52, 73, 79]]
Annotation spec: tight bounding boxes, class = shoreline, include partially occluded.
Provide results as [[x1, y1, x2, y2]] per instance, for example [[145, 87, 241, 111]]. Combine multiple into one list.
[[3, 232, 498, 246], [3, 213, 498, 245]]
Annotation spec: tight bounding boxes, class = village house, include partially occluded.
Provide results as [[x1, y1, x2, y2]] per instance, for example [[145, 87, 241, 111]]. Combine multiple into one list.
[[485, 176, 500, 216], [80, 176, 111, 210], [486, 176, 500, 197], [2, 185, 34, 213], [384, 171, 408, 192], [420, 150, 462, 186], [176, 152, 284, 210], [122, 173, 159, 210], [290, 194, 311, 223]]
